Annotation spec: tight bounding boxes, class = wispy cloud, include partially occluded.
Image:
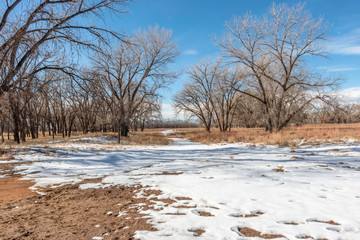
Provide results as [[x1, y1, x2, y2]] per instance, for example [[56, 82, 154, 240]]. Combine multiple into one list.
[[318, 66, 359, 72], [183, 49, 198, 55], [338, 87, 360, 102], [161, 103, 176, 120], [328, 28, 360, 55]]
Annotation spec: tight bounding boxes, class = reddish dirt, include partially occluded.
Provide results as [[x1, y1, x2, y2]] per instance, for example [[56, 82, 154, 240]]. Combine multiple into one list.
[[175, 196, 192, 201], [0, 157, 38, 203], [298, 236, 314, 239], [244, 211, 264, 218], [309, 219, 340, 225], [0, 176, 35, 203], [164, 212, 186, 215], [196, 210, 214, 217], [173, 205, 197, 208], [188, 228, 205, 237], [272, 166, 285, 172], [232, 211, 264, 218], [283, 221, 299, 225], [0, 184, 157, 240], [237, 227, 285, 239]]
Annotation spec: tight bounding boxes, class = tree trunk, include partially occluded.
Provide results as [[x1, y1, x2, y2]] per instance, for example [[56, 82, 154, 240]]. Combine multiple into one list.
[[12, 107, 20, 144], [1, 124, 4, 142], [117, 120, 121, 143], [120, 121, 129, 137], [141, 119, 145, 131]]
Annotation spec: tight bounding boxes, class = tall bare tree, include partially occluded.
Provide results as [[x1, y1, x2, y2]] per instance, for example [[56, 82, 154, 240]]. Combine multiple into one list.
[[92, 26, 178, 140], [217, 3, 340, 132], [0, 0, 129, 97], [174, 60, 244, 132], [174, 63, 215, 132]]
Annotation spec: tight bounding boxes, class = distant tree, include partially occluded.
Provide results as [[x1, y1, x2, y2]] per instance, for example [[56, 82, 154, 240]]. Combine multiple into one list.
[[174, 62, 216, 132], [174, 60, 244, 132], [92, 26, 179, 140], [217, 3, 340, 132]]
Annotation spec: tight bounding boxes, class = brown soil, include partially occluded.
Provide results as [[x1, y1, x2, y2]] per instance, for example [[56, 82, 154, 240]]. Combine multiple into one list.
[[0, 184, 158, 240], [209, 206, 220, 209], [283, 221, 299, 225], [188, 229, 205, 237], [164, 212, 186, 215], [0, 176, 35, 203], [308, 219, 340, 225], [196, 210, 214, 217], [173, 205, 197, 208], [0, 157, 39, 203], [237, 227, 285, 239], [272, 166, 285, 172], [175, 196, 192, 201], [232, 211, 264, 218]]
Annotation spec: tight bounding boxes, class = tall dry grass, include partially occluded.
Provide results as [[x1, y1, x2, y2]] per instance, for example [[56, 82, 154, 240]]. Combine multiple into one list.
[[168, 123, 360, 147], [0, 130, 172, 147]]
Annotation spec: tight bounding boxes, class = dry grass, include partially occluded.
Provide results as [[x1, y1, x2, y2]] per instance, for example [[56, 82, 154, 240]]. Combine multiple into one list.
[[168, 123, 360, 147], [125, 130, 173, 145], [0, 129, 172, 148], [2, 123, 360, 148]]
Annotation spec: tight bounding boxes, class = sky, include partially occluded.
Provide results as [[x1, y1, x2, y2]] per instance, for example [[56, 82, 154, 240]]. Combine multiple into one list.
[[107, 0, 360, 119]]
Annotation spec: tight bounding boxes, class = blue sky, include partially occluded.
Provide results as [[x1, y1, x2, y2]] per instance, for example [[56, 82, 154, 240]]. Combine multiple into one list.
[[107, 0, 360, 118]]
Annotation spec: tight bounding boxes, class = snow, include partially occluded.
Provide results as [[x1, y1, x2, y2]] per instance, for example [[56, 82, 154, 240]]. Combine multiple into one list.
[[92, 237, 103, 240], [10, 134, 360, 239]]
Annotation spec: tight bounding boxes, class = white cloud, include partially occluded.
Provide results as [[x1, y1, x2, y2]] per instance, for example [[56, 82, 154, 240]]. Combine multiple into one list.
[[318, 66, 359, 72], [161, 103, 176, 120], [338, 87, 360, 102], [183, 49, 198, 55], [328, 28, 360, 55]]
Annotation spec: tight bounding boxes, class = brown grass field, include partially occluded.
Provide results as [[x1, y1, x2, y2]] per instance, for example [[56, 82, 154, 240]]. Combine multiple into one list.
[[0, 129, 173, 148], [168, 123, 360, 147], [1, 123, 360, 148]]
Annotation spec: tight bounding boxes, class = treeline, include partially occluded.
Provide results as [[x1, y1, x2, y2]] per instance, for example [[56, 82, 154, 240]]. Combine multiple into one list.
[[174, 3, 357, 132], [0, 26, 179, 143], [145, 120, 199, 129], [1, 1, 358, 144], [0, 1, 179, 143]]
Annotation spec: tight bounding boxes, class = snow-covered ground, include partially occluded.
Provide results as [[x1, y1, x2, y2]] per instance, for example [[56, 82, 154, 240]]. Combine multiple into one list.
[[4, 134, 360, 240]]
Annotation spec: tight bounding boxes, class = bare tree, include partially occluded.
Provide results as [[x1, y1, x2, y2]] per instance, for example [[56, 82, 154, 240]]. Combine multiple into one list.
[[233, 93, 266, 128], [174, 60, 244, 132], [134, 98, 162, 132], [174, 62, 215, 132], [0, 0, 129, 97], [92, 26, 179, 140], [217, 3, 340, 132], [210, 64, 244, 131]]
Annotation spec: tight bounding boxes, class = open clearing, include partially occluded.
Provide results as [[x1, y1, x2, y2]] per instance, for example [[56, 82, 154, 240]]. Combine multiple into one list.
[[1, 130, 360, 239]]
